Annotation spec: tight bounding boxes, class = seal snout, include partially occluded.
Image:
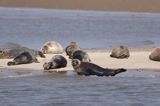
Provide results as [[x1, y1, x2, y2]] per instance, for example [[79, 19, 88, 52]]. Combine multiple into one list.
[[38, 51, 46, 58], [43, 62, 51, 70], [72, 59, 80, 67], [119, 68, 127, 72]]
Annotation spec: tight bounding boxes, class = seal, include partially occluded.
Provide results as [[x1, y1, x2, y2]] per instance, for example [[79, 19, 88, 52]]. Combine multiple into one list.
[[43, 55, 67, 70], [72, 59, 127, 76], [0, 43, 45, 59], [7, 52, 39, 66], [41, 41, 63, 54], [65, 42, 81, 58], [110, 45, 130, 59], [71, 50, 91, 62], [149, 48, 160, 61]]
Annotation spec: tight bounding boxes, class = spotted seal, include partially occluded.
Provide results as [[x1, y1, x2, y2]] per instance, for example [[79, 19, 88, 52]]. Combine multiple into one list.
[[110, 45, 130, 59], [0, 43, 45, 59], [149, 48, 160, 61], [41, 41, 63, 54], [65, 42, 81, 58], [71, 50, 91, 62], [43, 55, 67, 70], [72, 59, 127, 76], [7, 52, 39, 66]]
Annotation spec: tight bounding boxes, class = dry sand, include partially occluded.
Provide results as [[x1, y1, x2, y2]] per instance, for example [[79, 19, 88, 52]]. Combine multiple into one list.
[[0, 0, 160, 13], [0, 49, 160, 72]]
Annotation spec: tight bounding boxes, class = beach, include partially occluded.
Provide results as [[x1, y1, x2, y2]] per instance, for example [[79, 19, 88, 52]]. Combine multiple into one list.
[[0, 48, 159, 72], [0, 7, 160, 73], [0, 7, 160, 106], [0, 0, 160, 13]]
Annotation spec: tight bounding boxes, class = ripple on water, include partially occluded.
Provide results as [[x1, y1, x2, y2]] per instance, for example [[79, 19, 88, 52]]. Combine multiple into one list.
[[0, 69, 160, 106]]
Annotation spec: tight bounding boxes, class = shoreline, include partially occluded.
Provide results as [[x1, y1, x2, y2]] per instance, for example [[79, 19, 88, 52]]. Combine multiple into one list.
[[0, 48, 159, 72], [0, 0, 160, 13]]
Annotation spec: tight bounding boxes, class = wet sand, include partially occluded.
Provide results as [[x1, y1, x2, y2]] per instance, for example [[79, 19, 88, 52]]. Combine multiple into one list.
[[0, 49, 159, 72], [0, 0, 160, 13]]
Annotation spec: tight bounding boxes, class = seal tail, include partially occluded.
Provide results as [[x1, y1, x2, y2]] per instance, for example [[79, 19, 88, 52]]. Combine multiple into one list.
[[108, 68, 127, 76]]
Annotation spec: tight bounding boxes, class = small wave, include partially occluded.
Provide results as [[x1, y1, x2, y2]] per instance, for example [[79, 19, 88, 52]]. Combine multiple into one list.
[[115, 70, 158, 78], [0, 69, 44, 79]]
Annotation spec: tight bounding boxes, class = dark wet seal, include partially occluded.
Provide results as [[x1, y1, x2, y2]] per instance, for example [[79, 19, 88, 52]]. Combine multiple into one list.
[[72, 59, 127, 76], [71, 50, 91, 62], [7, 52, 39, 66], [43, 55, 67, 70]]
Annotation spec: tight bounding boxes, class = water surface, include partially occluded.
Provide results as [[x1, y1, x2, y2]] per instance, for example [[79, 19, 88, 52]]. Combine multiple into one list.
[[0, 8, 160, 49], [0, 8, 160, 106]]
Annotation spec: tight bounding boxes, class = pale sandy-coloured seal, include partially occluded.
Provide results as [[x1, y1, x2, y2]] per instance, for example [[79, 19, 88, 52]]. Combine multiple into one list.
[[43, 55, 67, 70], [7, 52, 39, 66], [149, 48, 160, 61], [110, 45, 130, 59], [65, 42, 81, 58], [72, 59, 127, 76], [41, 41, 63, 54]]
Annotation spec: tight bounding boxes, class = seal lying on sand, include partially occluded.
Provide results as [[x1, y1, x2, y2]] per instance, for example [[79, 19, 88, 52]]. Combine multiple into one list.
[[41, 41, 63, 54], [110, 45, 130, 59], [43, 55, 67, 70], [0, 43, 45, 59], [65, 42, 81, 58], [71, 50, 91, 62], [72, 59, 127, 76], [7, 52, 39, 66], [149, 48, 160, 61]]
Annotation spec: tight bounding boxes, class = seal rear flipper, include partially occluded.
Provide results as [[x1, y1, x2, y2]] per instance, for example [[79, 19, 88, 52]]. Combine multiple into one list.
[[107, 68, 127, 76], [7, 61, 15, 66]]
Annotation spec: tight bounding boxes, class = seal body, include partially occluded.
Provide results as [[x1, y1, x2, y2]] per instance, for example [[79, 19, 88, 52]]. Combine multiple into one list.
[[7, 52, 39, 66], [110, 45, 130, 59], [149, 48, 160, 61], [0, 43, 45, 59], [65, 42, 81, 58], [41, 41, 63, 54], [43, 55, 67, 70], [72, 50, 91, 62], [72, 59, 126, 76]]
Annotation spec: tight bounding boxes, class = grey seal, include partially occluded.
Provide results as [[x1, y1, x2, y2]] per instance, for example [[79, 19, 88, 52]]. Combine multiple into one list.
[[41, 41, 63, 54], [71, 50, 91, 62], [43, 55, 67, 70], [0, 43, 45, 59], [149, 48, 160, 61], [72, 59, 127, 76], [65, 42, 81, 58], [7, 52, 39, 66], [110, 45, 130, 59]]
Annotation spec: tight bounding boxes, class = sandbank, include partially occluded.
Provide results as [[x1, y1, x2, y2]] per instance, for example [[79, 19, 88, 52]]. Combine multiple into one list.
[[0, 48, 159, 72], [0, 0, 160, 13]]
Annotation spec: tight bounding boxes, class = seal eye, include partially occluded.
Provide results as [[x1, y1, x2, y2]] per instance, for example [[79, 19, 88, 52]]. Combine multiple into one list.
[[72, 59, 80, 66]]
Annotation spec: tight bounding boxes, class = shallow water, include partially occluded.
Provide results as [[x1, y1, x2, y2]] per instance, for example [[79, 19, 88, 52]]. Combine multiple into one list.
[[0, 7, 160, 106], [0, 70, 160, 106], [0, 8, 160, 49]]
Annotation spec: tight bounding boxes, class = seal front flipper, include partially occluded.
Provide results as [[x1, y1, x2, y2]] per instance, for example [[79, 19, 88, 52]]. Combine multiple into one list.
[[106, 68, 127, 76]]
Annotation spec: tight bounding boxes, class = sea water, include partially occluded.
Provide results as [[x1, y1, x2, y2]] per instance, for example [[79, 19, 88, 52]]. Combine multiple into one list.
[[0, 8, 160, 106]]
